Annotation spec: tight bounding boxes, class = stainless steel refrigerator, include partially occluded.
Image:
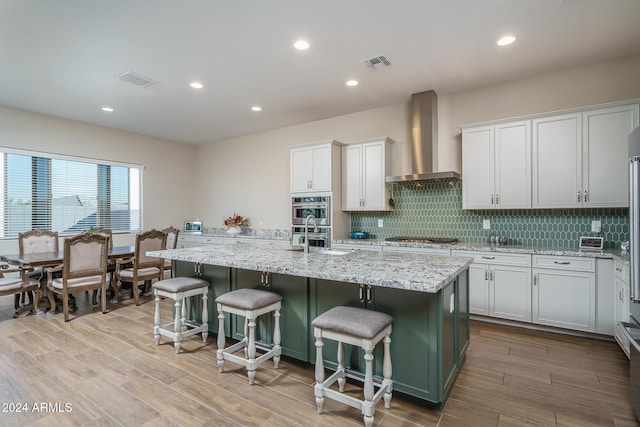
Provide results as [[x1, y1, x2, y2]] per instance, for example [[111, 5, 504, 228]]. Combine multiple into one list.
[[625, 125, 640, 419]]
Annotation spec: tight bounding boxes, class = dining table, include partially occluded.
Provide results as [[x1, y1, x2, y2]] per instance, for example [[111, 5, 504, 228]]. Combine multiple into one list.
[[1, 245, 135, 313]]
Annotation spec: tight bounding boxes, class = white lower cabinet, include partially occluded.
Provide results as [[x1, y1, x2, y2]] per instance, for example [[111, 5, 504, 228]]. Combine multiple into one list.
[[532, 255, 596, 332], [614, 258, 631, 357], [453, 251, 531, 322]]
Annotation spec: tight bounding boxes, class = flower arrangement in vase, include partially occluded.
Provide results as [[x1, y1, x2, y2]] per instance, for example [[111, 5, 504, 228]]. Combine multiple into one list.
[[224, 213, 250, 235]]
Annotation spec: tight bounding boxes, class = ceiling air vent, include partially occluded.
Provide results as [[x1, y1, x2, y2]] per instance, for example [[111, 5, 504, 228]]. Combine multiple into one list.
[[116, 71, 157, 88], [361, 55, 391, 70]]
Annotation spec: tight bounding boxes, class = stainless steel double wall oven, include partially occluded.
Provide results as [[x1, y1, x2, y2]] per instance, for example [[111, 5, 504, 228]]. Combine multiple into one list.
[[291, 195, 331, 248]]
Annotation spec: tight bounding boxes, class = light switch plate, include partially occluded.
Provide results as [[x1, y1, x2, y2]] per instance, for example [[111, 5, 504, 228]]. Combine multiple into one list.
[[378, 219, 384, 228], [591, 220, 602, 233], [483, 219, 491, 230]]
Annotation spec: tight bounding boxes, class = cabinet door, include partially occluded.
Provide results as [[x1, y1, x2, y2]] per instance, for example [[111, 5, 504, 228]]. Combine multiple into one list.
[[462, 126, 494, 209], [582, 104, 639, 207], [371, 283, 447, 402], [468, 263, 489, 315], [310, 279, 362, 368], [342, 144, 363, 210], [310, 144, 332, 192], [532, 113, 582, 208], [362, 142, 385, 210], [175, 261, 231, 335], [489, 265, 531, 322], [494, 121, 531, 208], [532, 268, 595, 332], [233, 269, 309, 361], [290, 147, 312, 193]]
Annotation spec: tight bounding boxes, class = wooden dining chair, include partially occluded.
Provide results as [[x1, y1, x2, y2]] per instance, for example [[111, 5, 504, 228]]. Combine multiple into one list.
[[46, 232, 110, 322], [162, 226, 180, 278], [114, 229, 166, 306], [18, 229, 59, 311], [0, 263, 40, 317], [90, 227, 115, 306]]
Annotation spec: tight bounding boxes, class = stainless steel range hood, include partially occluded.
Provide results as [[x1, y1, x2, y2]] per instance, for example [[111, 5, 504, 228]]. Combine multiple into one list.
[[386, 90, 460, 183]]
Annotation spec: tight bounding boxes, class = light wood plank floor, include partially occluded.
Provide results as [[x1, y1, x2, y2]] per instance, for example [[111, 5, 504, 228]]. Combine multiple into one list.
[[0, 293, 639, 427]]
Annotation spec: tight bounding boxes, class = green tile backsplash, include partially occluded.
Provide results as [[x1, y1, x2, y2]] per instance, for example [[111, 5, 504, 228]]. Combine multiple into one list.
[[350, 181, 628, 249]]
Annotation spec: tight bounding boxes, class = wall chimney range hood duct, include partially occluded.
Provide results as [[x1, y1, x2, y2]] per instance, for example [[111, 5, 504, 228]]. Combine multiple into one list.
[[386, 90, 460, 183]]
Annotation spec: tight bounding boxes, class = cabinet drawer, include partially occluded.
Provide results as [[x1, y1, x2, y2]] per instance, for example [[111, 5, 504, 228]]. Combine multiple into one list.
[[452, 250, 531, 267], [532, 255, 595, 272], [196, 236, 224, 245], [333, 243, 382, 252], [614, 258, 630, 282], [384, 246, 450, 255]]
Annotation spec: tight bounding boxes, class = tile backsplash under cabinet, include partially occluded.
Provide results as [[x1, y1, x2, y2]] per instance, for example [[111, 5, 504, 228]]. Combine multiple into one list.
[[350, 181, 628, 249]]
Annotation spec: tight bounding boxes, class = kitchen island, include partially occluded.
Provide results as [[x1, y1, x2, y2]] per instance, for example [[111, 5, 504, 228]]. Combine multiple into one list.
[[148, 242, 472, 405]]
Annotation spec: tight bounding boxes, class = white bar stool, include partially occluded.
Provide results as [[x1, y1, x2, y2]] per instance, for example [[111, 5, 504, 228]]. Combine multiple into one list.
[[215, 288, 283, 385], [312, 306, 393, 427], [152, 277, 209, 354]]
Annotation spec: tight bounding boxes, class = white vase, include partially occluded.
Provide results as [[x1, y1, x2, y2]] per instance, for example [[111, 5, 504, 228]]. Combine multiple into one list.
[[226, 227, 242, 235]]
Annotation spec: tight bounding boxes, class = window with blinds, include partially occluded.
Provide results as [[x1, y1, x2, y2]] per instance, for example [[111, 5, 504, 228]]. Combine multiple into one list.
[[0, 148, 142, 238]]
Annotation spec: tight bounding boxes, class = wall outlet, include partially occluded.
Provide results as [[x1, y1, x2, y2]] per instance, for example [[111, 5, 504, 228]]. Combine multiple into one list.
[[483, 219, 491, 230], [378, 219, 384, 228], [591, 220, 602, 233]]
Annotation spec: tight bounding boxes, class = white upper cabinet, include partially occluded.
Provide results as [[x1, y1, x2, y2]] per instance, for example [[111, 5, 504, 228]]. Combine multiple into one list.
[[462, 120, 531, 209], [342, 137, 393, 211], [463, 99, 639, 209], [532, 113, 582, 208], [290, 140, 341, 193], [533, 103, 639, 208], [582, 104, 639, 207]]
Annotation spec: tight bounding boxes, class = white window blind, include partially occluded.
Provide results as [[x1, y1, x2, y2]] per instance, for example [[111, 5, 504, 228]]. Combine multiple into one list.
[[0, 148, 143, 238]]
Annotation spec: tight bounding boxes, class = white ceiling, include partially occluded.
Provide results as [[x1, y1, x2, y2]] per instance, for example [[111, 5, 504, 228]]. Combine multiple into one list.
[[2, 0, 640, 145]]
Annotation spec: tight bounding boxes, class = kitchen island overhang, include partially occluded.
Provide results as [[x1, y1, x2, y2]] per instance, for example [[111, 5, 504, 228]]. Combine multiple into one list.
[[148, 243, 472, 405]]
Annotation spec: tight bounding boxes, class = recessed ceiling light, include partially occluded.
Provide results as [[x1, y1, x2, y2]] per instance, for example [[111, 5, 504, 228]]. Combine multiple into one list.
[[497, 35, 516, 46], [294, 40, 310, 50], [190, 82, 204, 89], [251, 106, 262, 112], [346, 80, 359, 87], [101, 106, 114, 112]]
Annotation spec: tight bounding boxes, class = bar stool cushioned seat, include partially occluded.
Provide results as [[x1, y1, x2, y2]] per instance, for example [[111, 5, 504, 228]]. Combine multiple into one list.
[[312, 306, 393, 427], [152, 276, 209, 354], [215, 288, 283, 385]]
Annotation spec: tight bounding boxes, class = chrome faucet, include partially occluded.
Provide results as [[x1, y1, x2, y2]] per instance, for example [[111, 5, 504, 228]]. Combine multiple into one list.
[[304, 214, 319, 253]]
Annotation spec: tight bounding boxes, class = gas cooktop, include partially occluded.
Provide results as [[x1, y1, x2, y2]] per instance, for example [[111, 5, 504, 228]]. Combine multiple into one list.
[[384, 237, 459, 244]]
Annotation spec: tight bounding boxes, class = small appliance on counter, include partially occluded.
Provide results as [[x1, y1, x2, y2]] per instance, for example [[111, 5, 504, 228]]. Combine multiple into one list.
[[579, 236, 604, 251], [349, 231, 370, 239], [184, 220, 203, 234]]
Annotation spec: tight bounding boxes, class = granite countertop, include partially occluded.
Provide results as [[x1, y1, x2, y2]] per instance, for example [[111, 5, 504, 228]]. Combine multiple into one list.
[[148, 242, 472, 294], [333, 238, 628, 262]]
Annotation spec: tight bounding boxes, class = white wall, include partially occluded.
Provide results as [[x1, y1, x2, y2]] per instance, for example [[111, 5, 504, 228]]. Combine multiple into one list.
[[0, 106, 196, 253], [3, 55, 639, 248], [195, 55, 640, 231]]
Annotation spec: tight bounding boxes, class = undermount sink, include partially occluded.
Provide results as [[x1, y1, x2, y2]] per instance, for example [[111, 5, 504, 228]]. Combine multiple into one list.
[[286, 247, 350, 256]]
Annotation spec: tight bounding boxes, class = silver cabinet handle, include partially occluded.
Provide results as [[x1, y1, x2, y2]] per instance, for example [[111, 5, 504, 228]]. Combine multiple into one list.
[[366, 285, 372, 303], [554, 261, 571, 265], [577, 190, 581, 202], [584, 191, 589, 203], [482, 256, 495, 260], [534, 275, 537, 286], [484, 269, 488, 281], [495, 194, 499, 205], [359, 284, 364, 302], [491, 194, 494, 205]]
